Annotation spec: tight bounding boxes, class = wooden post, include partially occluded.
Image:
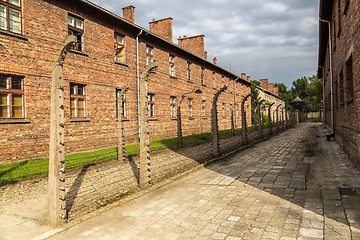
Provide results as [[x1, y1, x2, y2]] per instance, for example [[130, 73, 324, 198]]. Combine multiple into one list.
[[139, 62, 158, 188], [48, 35, 76, 227], [211, 86, 227, 157], [117, 86, 129, 161]]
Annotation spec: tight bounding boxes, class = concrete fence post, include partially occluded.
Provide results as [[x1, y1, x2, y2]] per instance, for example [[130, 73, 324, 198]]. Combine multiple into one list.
[[211, 86, 227, 157], [139, 62, 158, 189], [257, 99, 266, 139], [275, 104, 282, 132], [268, 103, 275, 135], [281, 107, 285, 129], [117, 86, 129, 161], [231, 106, 235, 136], [241, 94, 251, 145], [48, 35, 76, 227]]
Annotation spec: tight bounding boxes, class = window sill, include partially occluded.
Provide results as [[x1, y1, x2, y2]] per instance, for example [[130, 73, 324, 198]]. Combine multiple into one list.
[[117, 118, 130, 122], [0, 119, 31, 124], [69, 49, 89, 57], [149, 118, 158, 121], [114, 61, 128, 67], [170, 75, 177, 79], [0, 29, 28, 41], [213, 87, 217, 90], [188, 117, 194, 120], [202, 84, 207, 87], [171, 117, 177, 121], [70, 118, 91, 122]]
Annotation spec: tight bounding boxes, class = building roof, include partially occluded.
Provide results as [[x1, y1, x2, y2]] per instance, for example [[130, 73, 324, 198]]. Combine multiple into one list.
[[291, 96, 304, 104], [76, 0, 251, 86]]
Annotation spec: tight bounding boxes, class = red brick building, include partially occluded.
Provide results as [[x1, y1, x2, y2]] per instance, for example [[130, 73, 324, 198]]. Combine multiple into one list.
[[0, 0, 252, 163], [318, 0, 360, 163]]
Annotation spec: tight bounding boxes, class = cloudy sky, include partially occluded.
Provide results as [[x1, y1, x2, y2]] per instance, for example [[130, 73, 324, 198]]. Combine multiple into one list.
[[91, 0, 319, 88]]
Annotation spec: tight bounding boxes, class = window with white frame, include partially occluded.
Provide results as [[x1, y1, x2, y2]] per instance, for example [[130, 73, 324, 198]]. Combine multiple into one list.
[[170, 96, 176, 117], [222, 103, 225, 118], [0, 74, 24, 119], [148, 93, 155, 117], [201, 67, 205, 85], [116, 89, 127, 118], [188, 98, 193, 118], [187, 62, 191, 81], [0, 0, 21, 34], [213, 72, 216, 88], [146, 46, 154, 65], [221, 76, 224, 88], [114, 34, 125, 63], [169, 55, 175, 77], [68, 14, 84, 51], [70, 83, 86, 118]]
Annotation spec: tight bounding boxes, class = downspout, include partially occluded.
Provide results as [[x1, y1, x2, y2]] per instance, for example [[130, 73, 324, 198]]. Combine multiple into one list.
[[318, 66, 326, 128], [136, 30, 143, 140], [319, 18, 334, 135]]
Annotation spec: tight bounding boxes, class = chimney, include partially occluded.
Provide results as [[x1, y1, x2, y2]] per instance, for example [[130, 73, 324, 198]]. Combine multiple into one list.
[[260, 79, 269, 90], [273, 86, 279, 96], [241, 73, 246, 80], [149, 17, 173, 42], [247, 76, 251, 82], [122, 5, 135, 24], [204, 51, 207, 60], [178, 35, 205, 59], [213, 57, 217, 65]]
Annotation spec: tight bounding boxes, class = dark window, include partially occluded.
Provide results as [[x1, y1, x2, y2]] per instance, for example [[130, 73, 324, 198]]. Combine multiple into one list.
[[202, 100, 206, 117], [148, 93, 155, 117], [70, 83, 86, 118], [339, 71, 344, 104], [0, 74, 24, 119], [114, 34, 125, 63], [68, 14, 84, 51], [0, 0, 21, 34], [345, 55, 354, 101]]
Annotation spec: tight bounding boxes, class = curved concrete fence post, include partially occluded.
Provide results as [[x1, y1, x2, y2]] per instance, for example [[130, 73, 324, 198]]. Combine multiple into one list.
[[211, 86, 227, 157]]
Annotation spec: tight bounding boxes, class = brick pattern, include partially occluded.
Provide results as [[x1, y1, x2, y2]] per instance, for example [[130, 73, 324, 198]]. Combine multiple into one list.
[[0, 0, 252, 163], [320, 0, 360, 164]]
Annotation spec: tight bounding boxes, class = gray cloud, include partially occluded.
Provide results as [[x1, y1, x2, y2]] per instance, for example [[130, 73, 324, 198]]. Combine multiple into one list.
[[90, 0, 319, 88]]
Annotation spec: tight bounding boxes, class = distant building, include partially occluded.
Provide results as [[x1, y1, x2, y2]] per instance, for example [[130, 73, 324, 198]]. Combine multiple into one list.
[[318, 0, 360, 163]]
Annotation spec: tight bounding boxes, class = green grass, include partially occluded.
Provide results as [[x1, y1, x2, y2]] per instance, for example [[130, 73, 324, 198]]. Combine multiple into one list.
[[0, 125, 258, 185]]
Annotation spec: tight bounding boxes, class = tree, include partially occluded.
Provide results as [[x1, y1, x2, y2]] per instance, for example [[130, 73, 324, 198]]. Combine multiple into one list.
[[250, 80, 260, 125], [290, 75, 322, 112], [275, 82, 294, 110]]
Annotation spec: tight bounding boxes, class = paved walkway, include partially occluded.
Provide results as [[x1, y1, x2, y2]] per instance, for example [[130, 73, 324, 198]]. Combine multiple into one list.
[[45, 123, 360, 240]]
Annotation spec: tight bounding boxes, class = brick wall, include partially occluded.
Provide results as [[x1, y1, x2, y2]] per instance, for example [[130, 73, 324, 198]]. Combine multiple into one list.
[[0, 0, 252, 163], [320, 0, 360, 163]]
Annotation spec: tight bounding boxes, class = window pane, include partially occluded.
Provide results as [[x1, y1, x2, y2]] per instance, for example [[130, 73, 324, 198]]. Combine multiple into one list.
[[12, 94, 22, 106], [75, 18, 83, 30], [12, 106, 22, 117], [0, 5, 6, 31], [9, 0, 20, 7], [70, 108, 76, 117], [77, 85, 84, 95], [9, 8, 21, 34], [0, 76, 8, 88], [0, 93, 8, 105], [78, 99, 84, 108], [78, 108, 85, 117], [11, 78, 22, 89], [0, 106, 8, 117], [70, 98, 75, 108], [68, 15, 74, 26]]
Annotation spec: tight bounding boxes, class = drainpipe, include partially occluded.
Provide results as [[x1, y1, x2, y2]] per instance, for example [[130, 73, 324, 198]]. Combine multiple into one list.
[[233, 77, 239, 128], [318, 66, 326, 129], [136, 30, 143, 140], [319, 18, 334, 136]]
